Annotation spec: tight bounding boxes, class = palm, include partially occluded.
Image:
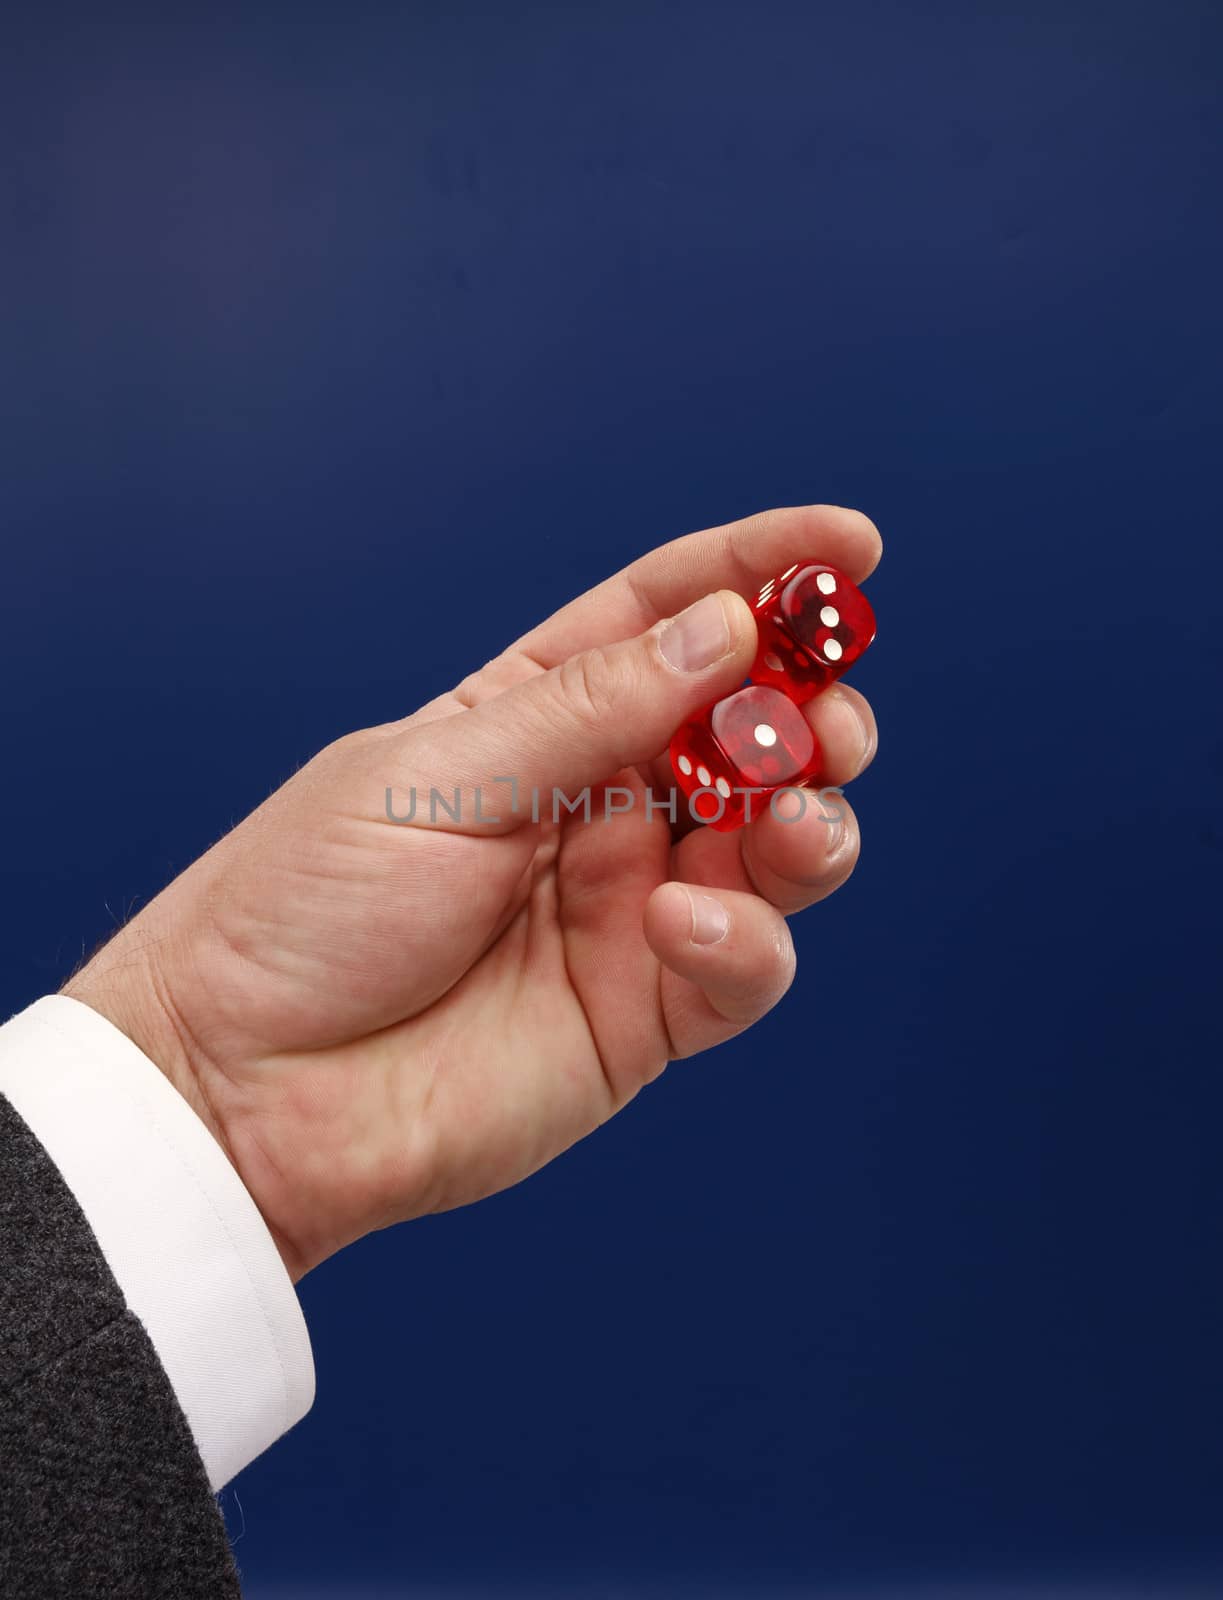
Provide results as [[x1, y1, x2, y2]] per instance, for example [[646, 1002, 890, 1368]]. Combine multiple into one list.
[[190, 693, 674, 1275]]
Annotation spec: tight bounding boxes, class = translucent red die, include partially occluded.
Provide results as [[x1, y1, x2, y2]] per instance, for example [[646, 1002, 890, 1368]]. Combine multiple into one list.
[[668, 559, 876, 831], [751, 561, 876, 704], [670, 685, 821, 832]]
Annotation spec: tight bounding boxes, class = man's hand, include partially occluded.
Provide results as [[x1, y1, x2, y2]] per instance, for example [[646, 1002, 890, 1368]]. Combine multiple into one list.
[[64, 504, 882, 1280]]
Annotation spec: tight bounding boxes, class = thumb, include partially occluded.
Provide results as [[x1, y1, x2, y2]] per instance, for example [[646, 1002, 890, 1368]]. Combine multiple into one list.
[[421, 590, 756, 827]]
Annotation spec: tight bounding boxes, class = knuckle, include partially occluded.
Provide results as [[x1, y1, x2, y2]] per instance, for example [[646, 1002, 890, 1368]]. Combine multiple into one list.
[[318, 726, 377, 767], [555, 646, 620, 732]]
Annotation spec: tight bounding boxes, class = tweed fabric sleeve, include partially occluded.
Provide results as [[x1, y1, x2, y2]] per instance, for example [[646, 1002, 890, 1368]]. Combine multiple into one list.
[[0, 1091, 243, 1599]]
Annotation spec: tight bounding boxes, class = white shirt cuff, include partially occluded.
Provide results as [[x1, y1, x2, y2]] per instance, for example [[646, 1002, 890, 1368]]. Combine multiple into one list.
[[0, 993, 315, 1491]]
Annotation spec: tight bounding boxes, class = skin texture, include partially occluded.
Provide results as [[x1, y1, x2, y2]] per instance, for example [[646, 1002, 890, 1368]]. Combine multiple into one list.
[[63, 504, 882, 1281]]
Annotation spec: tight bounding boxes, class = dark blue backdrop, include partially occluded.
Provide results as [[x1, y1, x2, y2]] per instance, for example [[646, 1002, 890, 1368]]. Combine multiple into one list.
[[4, 2, 1222, 1593]]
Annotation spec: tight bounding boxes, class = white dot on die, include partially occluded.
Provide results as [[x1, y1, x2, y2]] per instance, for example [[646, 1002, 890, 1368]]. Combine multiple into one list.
[[715, 776, 731, 798], [816, 572, 837, 595], [824, 638, 843, 661], [754, 723, 778, 747], [697, 765, 711, 786], [819, 605, 839, 627], [764, 651, 784, 671], [677, 754, 692, 776]]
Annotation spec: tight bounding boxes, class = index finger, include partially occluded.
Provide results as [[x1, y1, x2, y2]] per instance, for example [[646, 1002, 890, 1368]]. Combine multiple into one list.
[[512, 503, 882, 670]]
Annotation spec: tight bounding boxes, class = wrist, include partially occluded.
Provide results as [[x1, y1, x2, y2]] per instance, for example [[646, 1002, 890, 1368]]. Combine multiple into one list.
[[62, 947, 303, 1275], [67, 933, 197, 1099], [61, 925, 322, 1285]]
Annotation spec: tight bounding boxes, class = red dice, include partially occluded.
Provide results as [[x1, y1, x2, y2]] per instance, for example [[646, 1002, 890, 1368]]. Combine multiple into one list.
[[670, 684, 820, 832], [751, 561, 876, 704], [669, 561, 875, 830]]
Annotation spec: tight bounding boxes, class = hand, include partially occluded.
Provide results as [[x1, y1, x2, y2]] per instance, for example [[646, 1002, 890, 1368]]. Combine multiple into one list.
[[64, 504, 882, 1280]]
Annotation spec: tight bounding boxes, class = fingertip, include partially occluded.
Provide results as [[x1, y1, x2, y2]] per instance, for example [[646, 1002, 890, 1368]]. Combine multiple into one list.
[[741, 786, 860, 911], [747, 503, 883, 585], [825, 504, 884, 576], [648, 882, 797, 1031], [807, 683, 878, 783]]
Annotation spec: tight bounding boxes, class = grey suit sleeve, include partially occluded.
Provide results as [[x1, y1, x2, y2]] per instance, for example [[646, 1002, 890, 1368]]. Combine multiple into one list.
[[0, 1092, 242, 1599]]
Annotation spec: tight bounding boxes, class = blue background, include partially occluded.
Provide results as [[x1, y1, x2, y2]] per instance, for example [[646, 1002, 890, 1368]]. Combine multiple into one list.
[[4, 2, 1223, 1593]]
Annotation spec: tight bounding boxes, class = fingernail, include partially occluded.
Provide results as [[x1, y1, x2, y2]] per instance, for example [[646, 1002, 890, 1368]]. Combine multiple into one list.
[[819, 796, 855, 867], [686, 888, 730, 946], [822, 811, 848, 862], [659, 594, 731, 673]]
